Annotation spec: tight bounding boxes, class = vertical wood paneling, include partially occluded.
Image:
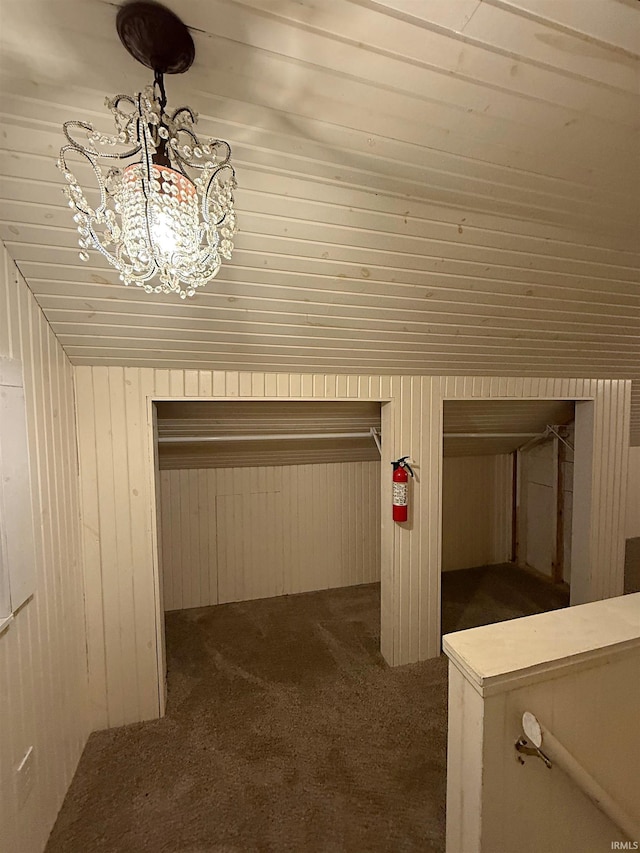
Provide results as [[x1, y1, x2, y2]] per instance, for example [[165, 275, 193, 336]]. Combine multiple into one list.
[[110, 368, 140, 722], [389, 376, 404, 661], [408, 377, 422, 662], [627, 447, 640, 539], [494, 454, 513, 563], [522, 440, 557, 576], [442, 455, 513, 572], [92, 369, 124, 725], [421, 376, 443, 660], [379, 397, 393, 659], [75, 368, 629, 727], [129, 369, 163, 717], [590, 380, 631, 600], [159, 461, 381, 609], [0, 245, 88, 853], [74, 368, 106, 726]]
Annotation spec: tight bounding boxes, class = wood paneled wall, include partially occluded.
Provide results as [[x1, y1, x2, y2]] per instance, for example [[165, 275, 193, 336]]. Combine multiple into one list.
[[442, 455, 512, 572], [520, 440, 557, 577], [0, 246, 88, 853], [74, 369, 630, 729], [160, 461, 380, 611], [627, 446, 640, 539]]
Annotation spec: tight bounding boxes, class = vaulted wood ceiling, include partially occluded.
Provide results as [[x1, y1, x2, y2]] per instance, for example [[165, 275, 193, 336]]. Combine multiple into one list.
[[0, 0, 638, 441]]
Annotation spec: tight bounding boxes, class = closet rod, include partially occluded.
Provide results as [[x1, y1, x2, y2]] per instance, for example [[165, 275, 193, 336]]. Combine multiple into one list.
[[158, 430, 380, 444], [444, 432, 539, 439]]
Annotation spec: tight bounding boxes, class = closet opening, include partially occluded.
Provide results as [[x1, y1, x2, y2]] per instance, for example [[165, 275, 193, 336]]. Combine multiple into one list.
[[440, 399, 578, 636], [152, 399, 383, 711]]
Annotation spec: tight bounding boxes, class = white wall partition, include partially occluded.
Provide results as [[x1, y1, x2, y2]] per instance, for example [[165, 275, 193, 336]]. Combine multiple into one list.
[[627, 446, 640, 539], [159, 461, 381, 611], [442, 454, 512, 571], [74, 371, 630, 729], [519, 440, 558, 577], [0, 358, 36, 618], [0, 246, 88, 853]]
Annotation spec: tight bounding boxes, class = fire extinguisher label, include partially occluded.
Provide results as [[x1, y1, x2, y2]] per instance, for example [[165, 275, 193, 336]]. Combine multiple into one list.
[[393, 482, 408, 506]]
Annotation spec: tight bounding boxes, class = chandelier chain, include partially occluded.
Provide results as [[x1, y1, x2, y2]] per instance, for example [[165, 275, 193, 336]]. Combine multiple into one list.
[[153, 70, 168, 117]]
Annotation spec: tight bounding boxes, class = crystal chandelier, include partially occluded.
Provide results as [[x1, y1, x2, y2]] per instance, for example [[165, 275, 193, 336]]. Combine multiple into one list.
[[57, 1, 237, 299]]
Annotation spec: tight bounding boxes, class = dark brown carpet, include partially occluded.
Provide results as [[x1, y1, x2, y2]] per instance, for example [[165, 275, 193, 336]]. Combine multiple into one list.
[[46, 585, 447, 853], [45, 565, 571, 853], [441, 562, 569, 634]]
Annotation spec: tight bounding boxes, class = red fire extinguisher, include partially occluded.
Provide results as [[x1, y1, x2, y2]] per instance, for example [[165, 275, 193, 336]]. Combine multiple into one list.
[[392, 456, 414, 522]]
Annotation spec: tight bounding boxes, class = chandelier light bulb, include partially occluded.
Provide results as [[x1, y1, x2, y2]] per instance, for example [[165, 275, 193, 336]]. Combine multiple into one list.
[[57, 3, 237, 299], [119, 163, 200, 265]]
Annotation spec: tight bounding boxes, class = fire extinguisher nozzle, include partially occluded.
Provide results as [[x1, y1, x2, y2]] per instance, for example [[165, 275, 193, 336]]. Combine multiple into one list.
[[392, 456, 414, 477]]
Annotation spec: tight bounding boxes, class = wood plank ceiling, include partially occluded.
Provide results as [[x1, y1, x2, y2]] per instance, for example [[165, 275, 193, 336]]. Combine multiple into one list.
[[0, 0, 638, 441]]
